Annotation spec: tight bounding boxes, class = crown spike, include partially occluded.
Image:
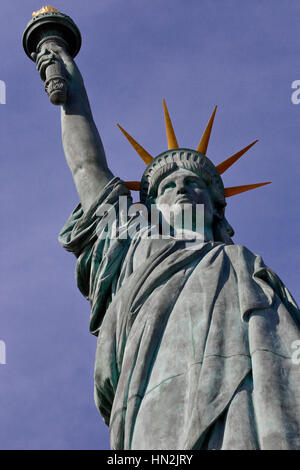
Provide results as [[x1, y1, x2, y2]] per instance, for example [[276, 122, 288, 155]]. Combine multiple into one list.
[[225, 182, 271, 198], [163, 99, 179, 149], [216, 140, 258, 175], [125, 181, 141, 191], [117, 124, 154, 166], [197, 105, 217, 155]]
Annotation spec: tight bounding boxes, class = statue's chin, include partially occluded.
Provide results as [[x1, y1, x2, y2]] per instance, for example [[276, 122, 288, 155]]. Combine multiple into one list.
[[172, 228, 205, 241], [167, 201, 195, 215]]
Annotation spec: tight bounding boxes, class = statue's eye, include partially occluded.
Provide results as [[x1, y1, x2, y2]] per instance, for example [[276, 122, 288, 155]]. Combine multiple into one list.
[[160, 181, 175, 194], [186, 178, 199, 187], [185, 178, 206, 188]]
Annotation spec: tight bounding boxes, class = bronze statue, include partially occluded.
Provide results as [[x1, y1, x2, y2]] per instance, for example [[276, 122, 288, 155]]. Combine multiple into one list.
[[24, 7, 300, 450]]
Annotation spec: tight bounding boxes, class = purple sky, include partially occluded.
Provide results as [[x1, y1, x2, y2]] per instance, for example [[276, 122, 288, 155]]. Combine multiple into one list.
[[0, 0, 299, 449]]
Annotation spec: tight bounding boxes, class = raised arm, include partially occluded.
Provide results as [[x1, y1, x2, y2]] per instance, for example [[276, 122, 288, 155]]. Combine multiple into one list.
[[35, 43, 114, 212]]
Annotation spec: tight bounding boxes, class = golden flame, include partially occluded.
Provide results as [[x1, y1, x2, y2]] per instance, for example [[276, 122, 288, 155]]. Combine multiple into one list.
[[32, 6, 60, 17]]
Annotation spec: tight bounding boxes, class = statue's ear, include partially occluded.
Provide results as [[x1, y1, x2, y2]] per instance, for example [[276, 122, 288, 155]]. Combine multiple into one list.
[[225, 218, 234, 238], [213, 208, 235, 244], [212, 204, 224, 222], [213, 209, 223, 221]]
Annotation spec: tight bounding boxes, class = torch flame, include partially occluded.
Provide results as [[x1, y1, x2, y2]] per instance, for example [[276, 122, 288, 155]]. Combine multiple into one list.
[[32, 6, 60, 17]]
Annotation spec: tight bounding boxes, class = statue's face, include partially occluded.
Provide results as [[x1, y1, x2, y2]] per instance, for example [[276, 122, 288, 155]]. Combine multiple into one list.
[[155, 168, 215, 234]]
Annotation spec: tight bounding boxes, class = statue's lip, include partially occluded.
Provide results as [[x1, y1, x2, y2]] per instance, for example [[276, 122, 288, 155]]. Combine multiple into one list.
[[175, 195, 193, 204]]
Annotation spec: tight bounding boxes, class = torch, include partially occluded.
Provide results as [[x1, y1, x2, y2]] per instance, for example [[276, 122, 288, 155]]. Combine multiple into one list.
[[23, 6, 81, 105]]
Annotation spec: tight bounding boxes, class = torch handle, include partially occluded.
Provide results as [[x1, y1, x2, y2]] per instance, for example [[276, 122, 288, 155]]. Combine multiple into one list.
[[44, 60, 67, 105], [38, 38, 69, 106]]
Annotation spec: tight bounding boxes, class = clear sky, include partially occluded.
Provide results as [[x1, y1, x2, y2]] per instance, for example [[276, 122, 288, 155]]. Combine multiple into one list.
[[0, 0, 299, 449]]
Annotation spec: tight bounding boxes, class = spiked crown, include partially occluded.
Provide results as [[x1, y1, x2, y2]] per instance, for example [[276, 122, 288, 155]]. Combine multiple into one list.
[[117, 100, 270, 204]]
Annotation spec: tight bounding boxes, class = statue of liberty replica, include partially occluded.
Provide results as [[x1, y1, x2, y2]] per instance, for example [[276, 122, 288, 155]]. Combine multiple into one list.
[[23, 7, 300, 450]]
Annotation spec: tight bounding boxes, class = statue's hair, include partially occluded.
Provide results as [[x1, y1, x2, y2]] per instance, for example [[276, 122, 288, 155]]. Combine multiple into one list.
[[139, 149, 234, 244]]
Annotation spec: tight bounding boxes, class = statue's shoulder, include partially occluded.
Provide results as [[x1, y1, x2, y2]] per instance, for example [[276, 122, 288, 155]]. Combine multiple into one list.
[[222, 243, 264, 265]]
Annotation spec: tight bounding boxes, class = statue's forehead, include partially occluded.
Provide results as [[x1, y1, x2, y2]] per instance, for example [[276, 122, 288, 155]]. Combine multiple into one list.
[[158, 168, 204, 185]]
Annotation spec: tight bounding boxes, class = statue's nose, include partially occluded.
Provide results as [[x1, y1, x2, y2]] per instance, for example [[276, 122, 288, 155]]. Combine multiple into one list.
[[176, 182, 188, 194]]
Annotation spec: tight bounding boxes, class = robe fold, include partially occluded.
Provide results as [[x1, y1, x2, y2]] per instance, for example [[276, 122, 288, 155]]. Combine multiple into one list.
[[59, 177, 300, 450]]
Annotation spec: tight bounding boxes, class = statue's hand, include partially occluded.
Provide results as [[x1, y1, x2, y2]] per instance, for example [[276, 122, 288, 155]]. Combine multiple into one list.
[[32, 43, 84, 93]]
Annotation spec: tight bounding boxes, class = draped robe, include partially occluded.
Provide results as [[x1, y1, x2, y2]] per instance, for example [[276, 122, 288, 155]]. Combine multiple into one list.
[[59, 177, 300, 450]]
